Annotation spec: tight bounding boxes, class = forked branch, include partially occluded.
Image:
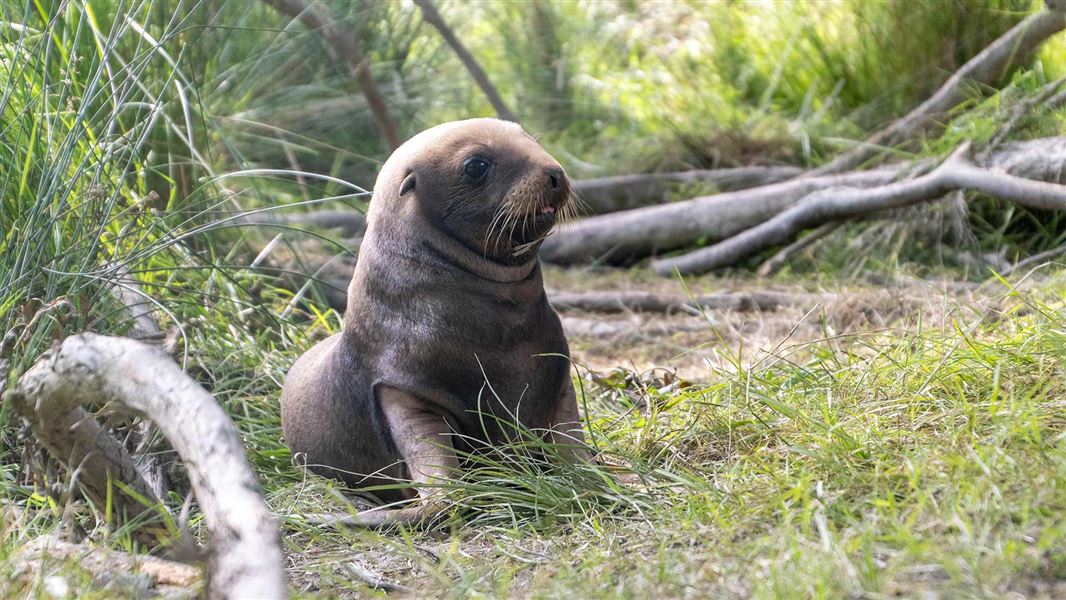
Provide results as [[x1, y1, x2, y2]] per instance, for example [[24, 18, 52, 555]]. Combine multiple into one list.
[[652, 146, 1066, 275], [813, 7, 1066, 174]]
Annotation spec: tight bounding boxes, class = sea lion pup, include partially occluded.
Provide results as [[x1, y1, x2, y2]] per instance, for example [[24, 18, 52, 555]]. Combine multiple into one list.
[[281, 118, 586, 526]]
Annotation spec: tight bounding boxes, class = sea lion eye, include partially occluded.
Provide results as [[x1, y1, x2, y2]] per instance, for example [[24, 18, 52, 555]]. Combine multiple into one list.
[[462, 156, 492, 184]]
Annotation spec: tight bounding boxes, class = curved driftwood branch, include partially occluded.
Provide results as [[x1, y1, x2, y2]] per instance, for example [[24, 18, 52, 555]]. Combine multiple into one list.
[[414, 0, 518, 123], [264, 0, 402, 151], [9, 334, 286, 600], [653, 146, 1066, 275], [813, 8, 1066, 175]]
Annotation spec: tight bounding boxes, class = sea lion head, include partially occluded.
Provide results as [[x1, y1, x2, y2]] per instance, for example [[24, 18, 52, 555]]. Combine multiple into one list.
[[368, 118, 572, 266]]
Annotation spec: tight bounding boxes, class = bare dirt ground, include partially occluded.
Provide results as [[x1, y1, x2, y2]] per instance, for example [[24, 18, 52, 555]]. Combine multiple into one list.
[[545, 266, 998, 381]]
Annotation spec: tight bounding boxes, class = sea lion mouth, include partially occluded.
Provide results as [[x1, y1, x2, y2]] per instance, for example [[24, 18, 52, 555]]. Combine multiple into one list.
[[484, 176, 571, 262]]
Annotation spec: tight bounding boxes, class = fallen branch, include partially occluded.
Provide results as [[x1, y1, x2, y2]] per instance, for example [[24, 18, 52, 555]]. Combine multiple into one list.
[[264, 0, 402, 151], [652, 145, 1066, 275], [542, 165, 907, 265], [813, 6, 1066, 175], [548, 290, 835, 314], [343, 562, 413, 594], [8, 334, 286, 600], [230, 166, 801, 239], [1003, 242, 1066, 276], [542, 137, 1066, 268]]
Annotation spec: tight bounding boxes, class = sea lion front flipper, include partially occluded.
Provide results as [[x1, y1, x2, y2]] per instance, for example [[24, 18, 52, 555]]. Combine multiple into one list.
[[343, 386, 458, 527], [546, 379, 592, 463]]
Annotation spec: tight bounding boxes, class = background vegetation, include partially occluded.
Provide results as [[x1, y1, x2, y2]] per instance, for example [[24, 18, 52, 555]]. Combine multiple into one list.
[[1, 0, 1065, 597]]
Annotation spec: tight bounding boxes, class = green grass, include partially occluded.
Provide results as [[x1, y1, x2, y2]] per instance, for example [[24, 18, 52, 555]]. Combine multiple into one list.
[[3, 0, 1066, 598], [241, 272, 1066, 599]]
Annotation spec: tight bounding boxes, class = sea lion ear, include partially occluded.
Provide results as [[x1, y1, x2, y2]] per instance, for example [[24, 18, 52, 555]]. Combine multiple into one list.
[[399, 171, 416, 197]]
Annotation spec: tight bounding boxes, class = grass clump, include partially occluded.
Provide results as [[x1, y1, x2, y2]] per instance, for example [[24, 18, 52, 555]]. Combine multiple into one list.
[[262, 275, 1066, 598]]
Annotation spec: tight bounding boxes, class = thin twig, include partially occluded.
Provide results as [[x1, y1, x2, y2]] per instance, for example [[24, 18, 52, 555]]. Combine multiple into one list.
[[343, 562, 413, 594], [756, 221, 844, 277]]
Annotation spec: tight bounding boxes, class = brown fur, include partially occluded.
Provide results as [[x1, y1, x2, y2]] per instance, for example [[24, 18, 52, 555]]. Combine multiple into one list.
[[280, 119, 587, 525]]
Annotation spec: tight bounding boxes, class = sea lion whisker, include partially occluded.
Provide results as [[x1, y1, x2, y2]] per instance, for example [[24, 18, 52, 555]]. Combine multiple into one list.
[[490, 209, 515, 257], [567, 190, 590, 218], [485, 205, 509, 255]]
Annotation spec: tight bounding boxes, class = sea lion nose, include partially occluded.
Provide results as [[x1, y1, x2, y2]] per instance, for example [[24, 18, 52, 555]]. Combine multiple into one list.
[[545, 167, 563, 191]]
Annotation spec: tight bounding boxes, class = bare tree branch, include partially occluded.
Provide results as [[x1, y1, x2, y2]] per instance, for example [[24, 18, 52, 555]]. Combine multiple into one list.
[[414, 0, 518, 123], [1003, 242, 1066, 276], [9, 334, 286, 600], [652, 145, 1066, 275], [230, 166, 803, 240], [573, 166, 803, 214], [264, 0, 402, 151], [540, 137, 1066, 268], [541, 165, 912, 265], [813, 8, 1066, 175]]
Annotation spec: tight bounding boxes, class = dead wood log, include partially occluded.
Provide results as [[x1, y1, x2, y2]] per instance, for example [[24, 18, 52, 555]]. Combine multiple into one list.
[[542, 137, 1066, 269], [414, 0, 518, 124], [813, 7, 1066, 175], [548, 290, 835, 314], [541, 165, 909, 265], [264, 0, 402, 151], [652, 144, 1066, 275], [573, 166, 803, 214], [8, 334, 286, 600]]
